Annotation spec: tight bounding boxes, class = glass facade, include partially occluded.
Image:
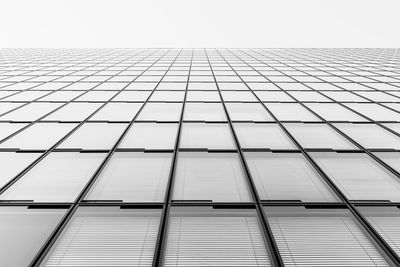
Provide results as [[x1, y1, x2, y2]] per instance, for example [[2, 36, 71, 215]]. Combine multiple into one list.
[[1, 48, 400, 266]]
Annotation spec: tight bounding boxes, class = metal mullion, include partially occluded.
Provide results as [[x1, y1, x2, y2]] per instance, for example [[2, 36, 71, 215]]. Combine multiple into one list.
[[235, 48, 400, 266], [30, 48, 174, 267], [152, 49, 193, 267], [210, 49, 285, 267]]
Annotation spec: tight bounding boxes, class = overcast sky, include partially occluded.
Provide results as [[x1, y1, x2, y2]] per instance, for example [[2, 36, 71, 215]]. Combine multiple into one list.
[[1, 0, 399, 48]]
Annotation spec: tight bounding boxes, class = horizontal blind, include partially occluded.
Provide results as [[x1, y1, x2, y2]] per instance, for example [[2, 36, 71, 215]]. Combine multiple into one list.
[[164, 216, 271, 266], [42, 216, 159, 266], [268, 216, 389, 266]]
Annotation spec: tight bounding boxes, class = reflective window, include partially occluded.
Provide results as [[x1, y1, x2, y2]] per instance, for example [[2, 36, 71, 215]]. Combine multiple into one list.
[[234, 123, 295, 149], [311, 152, 400, 202], [245, 152, 338, 202], [226, 103, 274, 122], [58, 123, 127, 150], [373, 152, 400, 174], [149, 91, 185, 102], [164, 207, 271, 266], [334, 123, 400, 149], [89, 102, 143, 122], [172, 152, 252, 202], [180, 123, 236, 149], [285, 123, 357, 149], [85, 152, 172, 202], [266, 103, 320, 122], [254, 91, 293, 102], [41, 207, 161, 267], [186, 91, 221, 102], [119, 123, 178, 150], [288, 91, 331, 102], [0, 102, 63, 121], [0, 206, 66, 267], [0, 152, 105, 202], [0, 122, 27, 141], [137, 103, 182, 121], [43, 102, 102, 121], [0, 123, 77, 150], [358, 206, 400, 257], [0, 152, 41, 188], [3, 91, 49, 101], [39, 91, 84, 102], [305, 103, 367, 122], [112, 91, 152, 102], [74, 91, 117, 101], [345, 103, 400, 121], [0, 102, 24, 116], [183, 103, 227, 121], [321, 91, 369, 102], [220, 91, 258, 102], [265, 206, 391, 266]]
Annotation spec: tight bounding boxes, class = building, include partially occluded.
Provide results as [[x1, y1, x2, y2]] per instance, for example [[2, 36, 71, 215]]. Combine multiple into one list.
[[1, 48, 400, 266]]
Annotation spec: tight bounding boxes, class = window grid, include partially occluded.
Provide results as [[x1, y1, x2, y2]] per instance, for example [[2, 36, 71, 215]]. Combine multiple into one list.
[[0, 48, 399, 266]]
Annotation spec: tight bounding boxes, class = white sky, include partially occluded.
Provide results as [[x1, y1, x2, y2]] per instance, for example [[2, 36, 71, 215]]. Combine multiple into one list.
[[0, 0, 399, 48]]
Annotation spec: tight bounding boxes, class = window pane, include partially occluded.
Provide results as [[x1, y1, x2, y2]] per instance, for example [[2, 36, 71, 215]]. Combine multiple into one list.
[[0, 152, 105, 202], [119, 123, 178, 150], [184, 103, 227, 121], [113, 91, 152, 101], [0, 102, 62, 122], [254, 91, 293, 102], [0, 102, 24, 116], [373, 152, 400, 173], [266, 103, 320, 122], [0, 206, 66, 267], [234, 123, 295, 149], [358, 206, 400, 257], [0, 152, 41, 188], [245, 152, 338, 202], [39, 91, 84, 102], [180, 123, 236, 149], [226, 103, 274, 122], [265, 206, 391, 266], [285, 123, 357, 149], [0, 123, 77, 150], [149, 91, 185, 102], [58, 123, 127, 150], [345, 103, 400, 122], [288, 91, 331, 102], [89, 102, 143, 122], [41, 207, 161, 267], [43, 102, 102, 121], [305, 103, 367, 122], [0, 122, 27, 141], [220, 91, 258, 102], [311, 152, 400, 202], [163, 207, 271, 267], [137, 103, 182, 122], [334, 123, 400, 149], [85, 152, 172, 202], [186, 91, 221, 102], [172, 152, 252, 202]]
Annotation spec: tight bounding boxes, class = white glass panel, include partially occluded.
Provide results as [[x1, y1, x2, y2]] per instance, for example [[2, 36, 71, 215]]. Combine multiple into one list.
[[266, 103, 320, 122], [0, 103, 63, 121], [0, 152, 105, 202], [89, 102, 143, 122], [0, 123, 27, 141], [85, 152, 172, 202], [305, 103, 366, 122], [226, 103, 274, 122], [183, 103, 227, 121], [137, 103, 182, 121], [345, 103, 400, 122], [180, 123, 236, 149], [43, 102, 102, 121]]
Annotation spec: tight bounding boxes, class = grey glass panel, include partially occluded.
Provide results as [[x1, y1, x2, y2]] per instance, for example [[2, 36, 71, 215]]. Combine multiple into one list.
[[226, 103, 274, 122], [234, 123, 295, 149], [164, 207, 271, 267], [0, 122, 27, 141], [172, 152, 252, 202], [112, 91, 152, 101], [285, 123, 357, 149], [0, 123, 77, 150], [119, 123, 178, 149], [373, 152, 400, 173], [85, 152, 172, 202], [305, 103, 367, 122], [43, 102, 102, 121], [358, 206, 400, 257], [266, 103, 320, 122], [265, 206, 391, 267], [245, 152, 338, 202], [186, 91, 221, 102], [345, 103, 400, 122], [136, 103, 182, 121], [0, 206, 66, 267], [58, 123, 126, 150], [334, 123, 400, 149], [0, 152, 41, 188], [180, 123, 236, 149], [0, 152, 105, 202], [41, 207, 161, 267], [311, 152, 400, 202], [0, 102, 63, 121], [183, 103, 227, 121], [89, 102, 143, 121]]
